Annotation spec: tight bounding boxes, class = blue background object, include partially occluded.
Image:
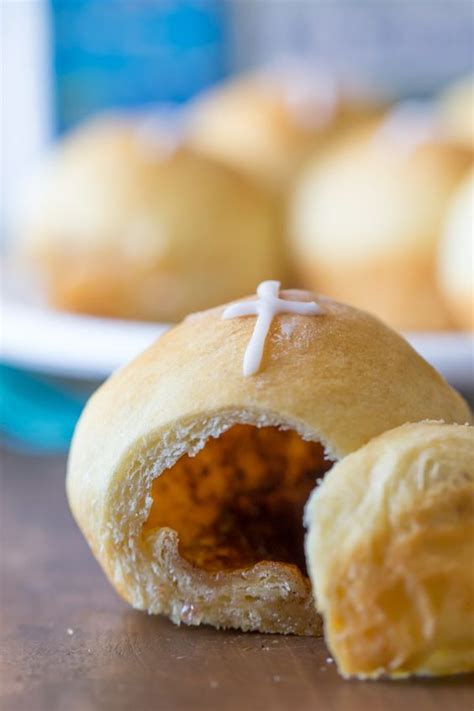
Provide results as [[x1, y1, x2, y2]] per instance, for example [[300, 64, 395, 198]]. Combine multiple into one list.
[[50, 0, 228, 133]]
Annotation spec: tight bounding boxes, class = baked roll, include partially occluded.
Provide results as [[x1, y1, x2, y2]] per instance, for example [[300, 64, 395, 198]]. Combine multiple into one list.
[[290, 106, 471, 331], [437, 169, 474, 330], [18, 115, 285, 322], [186, 66, 380, 191], [305, 422, 474, 678], [437, 74, 474, 151], [66, 285, 470, 636]]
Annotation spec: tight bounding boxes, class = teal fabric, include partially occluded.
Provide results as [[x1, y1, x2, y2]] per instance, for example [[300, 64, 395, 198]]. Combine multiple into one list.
[[0, 365, 89, 453]]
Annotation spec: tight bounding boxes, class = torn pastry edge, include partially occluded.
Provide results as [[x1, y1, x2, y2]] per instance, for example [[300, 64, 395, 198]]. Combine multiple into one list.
[[99, 408, 337, 635]]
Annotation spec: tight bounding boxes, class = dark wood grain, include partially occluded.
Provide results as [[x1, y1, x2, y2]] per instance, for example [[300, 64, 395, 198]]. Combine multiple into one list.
[[1, 447, 473, 711]]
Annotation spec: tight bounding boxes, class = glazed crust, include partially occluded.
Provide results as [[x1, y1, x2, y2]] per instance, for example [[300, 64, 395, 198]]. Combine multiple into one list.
[[66, 292, 471, 635], [305, 422, 474, 678], [19, 118, 285, 322]]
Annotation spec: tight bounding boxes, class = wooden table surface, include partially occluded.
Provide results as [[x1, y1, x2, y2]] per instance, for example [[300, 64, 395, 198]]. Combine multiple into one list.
[[1, 447, 473, 711]]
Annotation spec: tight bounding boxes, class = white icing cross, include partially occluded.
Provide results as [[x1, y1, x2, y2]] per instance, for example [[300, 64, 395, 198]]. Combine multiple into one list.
[[372, 100, 440, 159], [222, 280, 323, 377]]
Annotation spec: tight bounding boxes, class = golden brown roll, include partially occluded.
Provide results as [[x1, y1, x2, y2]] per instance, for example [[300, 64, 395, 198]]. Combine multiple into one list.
[[290, 108, 471, 331], [186, 66, 380, 191], [437, 74, 474, 150], [66, 286, 470, 636], [18, 115, 285, 322], [437, 168, 474, 330], [305, 422, 474, 679]]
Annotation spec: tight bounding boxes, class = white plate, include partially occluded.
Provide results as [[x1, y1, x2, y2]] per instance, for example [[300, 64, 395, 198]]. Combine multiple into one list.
[[1, 301, 169, 380], [1, 300, 473, 388]]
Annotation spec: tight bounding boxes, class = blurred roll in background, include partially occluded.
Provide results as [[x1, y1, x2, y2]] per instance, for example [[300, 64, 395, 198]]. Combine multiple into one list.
[[1, 0, 473, 451]]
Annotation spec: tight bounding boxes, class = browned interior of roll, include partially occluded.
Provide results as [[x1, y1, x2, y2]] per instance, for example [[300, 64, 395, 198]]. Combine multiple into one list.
[[143, 425, 332, 574]]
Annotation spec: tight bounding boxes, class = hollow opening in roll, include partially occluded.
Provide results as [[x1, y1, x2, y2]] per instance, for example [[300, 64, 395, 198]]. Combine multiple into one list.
[[143, 424, 332, 575]]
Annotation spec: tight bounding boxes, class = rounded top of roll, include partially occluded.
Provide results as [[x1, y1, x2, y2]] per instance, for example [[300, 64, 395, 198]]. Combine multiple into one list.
[[186, 68, 379, 190], [18, 115, 285, 321], [21, 114, 277, 257], [290, 123, 470, 266], [71, 289, 471, 484]]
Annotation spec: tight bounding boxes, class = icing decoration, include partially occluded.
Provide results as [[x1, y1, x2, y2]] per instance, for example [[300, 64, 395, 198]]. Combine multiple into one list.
[[283, 72, 338, 130], [372, 100, 440, 158], [222, 280, 322, 377], [134, 108, 184, 159], [259, 60, 339, 130]]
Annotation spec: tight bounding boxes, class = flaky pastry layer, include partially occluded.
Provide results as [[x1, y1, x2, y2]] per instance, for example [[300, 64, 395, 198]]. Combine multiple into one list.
[[305, 421, 474, 677]]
